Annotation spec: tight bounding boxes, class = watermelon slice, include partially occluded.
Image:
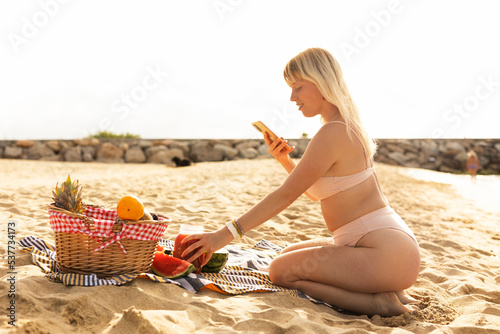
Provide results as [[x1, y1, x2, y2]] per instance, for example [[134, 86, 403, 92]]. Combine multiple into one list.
[[202, 249, 229, 273], [152, 251, 194, 279]]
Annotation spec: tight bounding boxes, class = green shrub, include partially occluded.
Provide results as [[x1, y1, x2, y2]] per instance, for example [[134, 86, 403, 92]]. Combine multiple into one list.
[[89, 131, 140, 139]]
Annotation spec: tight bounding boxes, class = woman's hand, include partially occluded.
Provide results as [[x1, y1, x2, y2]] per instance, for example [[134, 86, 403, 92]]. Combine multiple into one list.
[[264, 132, 294, 162], [181, 227, 233, 266]]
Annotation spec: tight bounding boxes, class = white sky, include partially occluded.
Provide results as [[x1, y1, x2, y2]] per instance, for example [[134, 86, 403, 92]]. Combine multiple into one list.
[[1, 0, 499, 140]]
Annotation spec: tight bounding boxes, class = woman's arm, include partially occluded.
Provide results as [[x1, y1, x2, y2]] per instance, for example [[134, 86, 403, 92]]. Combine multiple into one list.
[[182, 126, 339, 264], [265, 133, 319, 201]]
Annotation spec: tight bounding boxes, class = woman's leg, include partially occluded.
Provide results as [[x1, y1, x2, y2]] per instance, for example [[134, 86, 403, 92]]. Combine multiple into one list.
[[280, 237, 333, 254], [279, 236, 418, 306], [269, 229, 420, 316]]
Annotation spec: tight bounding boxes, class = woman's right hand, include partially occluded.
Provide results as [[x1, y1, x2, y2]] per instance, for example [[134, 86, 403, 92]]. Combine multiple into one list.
[[264, 132, 294, 162], [182, 227, 234, 266]]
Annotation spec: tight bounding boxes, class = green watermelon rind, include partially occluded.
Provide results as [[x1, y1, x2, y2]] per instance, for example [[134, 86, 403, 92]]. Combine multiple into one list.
[[152, 255, 195, 279], [202, 249, 229, 273], [155, 245, 229, 274]]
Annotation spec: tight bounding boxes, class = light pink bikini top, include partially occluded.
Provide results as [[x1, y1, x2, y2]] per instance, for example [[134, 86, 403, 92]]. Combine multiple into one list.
[[307, 121, 375, 201]]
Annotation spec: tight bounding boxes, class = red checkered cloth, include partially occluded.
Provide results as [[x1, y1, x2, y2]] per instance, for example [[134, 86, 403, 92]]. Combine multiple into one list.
[[48, 206, 170, 254]]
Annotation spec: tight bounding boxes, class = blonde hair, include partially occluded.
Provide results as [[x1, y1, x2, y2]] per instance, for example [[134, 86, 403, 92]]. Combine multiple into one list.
[[467, 150, 477, 157], [284, 48, 377, 158]]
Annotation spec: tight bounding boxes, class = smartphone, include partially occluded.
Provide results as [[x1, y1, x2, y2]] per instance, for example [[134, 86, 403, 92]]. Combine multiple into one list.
[[251, 121, 279, 142]]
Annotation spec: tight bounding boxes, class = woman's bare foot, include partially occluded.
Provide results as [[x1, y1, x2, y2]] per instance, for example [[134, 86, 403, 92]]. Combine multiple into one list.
[[395, 290, 418, 304], [371, 292, 415, 317]]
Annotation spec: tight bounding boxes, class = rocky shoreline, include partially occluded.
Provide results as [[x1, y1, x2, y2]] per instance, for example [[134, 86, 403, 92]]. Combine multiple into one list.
[[1, 138, 499, 173]]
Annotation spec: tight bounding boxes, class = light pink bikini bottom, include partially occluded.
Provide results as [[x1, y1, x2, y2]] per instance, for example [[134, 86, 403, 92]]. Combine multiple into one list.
[[333, 206, 418, 247]]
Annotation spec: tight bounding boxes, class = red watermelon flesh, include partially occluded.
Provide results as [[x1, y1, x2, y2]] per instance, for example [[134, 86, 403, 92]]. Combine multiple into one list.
[[152, 251, 194, 279]]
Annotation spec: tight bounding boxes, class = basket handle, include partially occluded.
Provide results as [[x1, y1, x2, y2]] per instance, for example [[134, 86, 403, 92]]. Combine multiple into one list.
[[47, 204, 95, 230]]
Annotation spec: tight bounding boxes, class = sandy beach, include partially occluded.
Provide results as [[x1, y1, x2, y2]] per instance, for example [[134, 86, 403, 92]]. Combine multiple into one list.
[[1, 158, 500, 333]]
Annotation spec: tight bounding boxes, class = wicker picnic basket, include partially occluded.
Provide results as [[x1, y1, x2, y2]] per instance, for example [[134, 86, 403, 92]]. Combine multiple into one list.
[[48, 204, 171, 278]]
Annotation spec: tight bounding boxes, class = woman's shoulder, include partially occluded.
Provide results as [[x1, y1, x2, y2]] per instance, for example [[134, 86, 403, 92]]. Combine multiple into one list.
[[314, 121, 351, 143], [305, 122, 354, 157]]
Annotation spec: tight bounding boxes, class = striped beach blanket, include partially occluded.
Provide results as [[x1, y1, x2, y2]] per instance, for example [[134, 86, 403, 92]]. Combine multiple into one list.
[[18, 236, 328, 306]]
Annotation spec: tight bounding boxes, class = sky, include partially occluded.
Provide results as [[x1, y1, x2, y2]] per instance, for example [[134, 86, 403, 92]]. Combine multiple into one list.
[[1, 0, 499, 141]]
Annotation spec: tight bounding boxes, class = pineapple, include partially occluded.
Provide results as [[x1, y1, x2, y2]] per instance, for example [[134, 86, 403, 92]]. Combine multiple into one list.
[[52, 175, 84, 213], [140, 209, 153, 221]]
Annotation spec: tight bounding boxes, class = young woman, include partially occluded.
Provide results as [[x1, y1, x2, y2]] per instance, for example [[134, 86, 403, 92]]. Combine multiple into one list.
[[183, 48, 420, 316], [466, 149, 480, 182]]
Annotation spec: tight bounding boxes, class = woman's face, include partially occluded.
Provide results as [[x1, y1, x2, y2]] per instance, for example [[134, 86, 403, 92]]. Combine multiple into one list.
[[289, 80, 325, 118]]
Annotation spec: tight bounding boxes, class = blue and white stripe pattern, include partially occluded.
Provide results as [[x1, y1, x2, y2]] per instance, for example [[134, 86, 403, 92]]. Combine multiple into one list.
[[19, 236, 330, 307]]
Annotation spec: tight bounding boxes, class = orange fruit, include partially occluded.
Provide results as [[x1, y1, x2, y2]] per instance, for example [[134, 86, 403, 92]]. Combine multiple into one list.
[[116, 195, 145, 220]]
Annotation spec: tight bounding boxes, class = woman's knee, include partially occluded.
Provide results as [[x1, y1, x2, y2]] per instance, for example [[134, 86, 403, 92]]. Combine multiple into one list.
[[269, 258, 285, 286], [269, 256, 298, 288]]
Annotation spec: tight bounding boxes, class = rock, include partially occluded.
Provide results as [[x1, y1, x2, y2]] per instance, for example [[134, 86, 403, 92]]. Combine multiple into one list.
[[58, 141, 70, 152], [4, 146, 23, 159], [399, 140, 420, 154], [235, 140, 261, 151], [387, 151, 407, 166], [1, 138, 499, 173], [81, 146, 96, 162], [494, 143, 500, 152], [441, 157, 462, 171], [147, 148, 184, 166], [75, 138, 92, 146], [168, 141, 190, 155], [420, 139, 439, 156], [125, 146, 147, 163], [63, 146, 82, 162], [454, 152, 468, 166], [138, 140, 153, 149], [257, 143, 270, 156], [189, 141, 224, 162], [213, 144, 238, 160], [488, 163, 500, 171], [96, 143, 124, 163], [45, 140, 61, 153], [290, 139, 309, 158], [82, 152, 93, 162], [74, 138, 99, 147], [239, 147, 258, 159], [118, 142, 129, 151], [153, 139, 174, 146], [16, 140, 35, 148], [403, 152, 420, 167], [479, 156, 490, 167], [384, 142, 406, 154], [145, 145, 168, 159], [439, 165, 460, 173], [26, 143, 57, 160], [441, 141, 466, 156]]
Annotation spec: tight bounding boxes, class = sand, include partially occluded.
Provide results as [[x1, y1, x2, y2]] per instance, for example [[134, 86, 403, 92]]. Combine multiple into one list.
[[1, 158, 500, 333]]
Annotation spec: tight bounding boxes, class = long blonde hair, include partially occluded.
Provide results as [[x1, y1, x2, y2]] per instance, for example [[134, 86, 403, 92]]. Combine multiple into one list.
[[284, 48, 377, 158]]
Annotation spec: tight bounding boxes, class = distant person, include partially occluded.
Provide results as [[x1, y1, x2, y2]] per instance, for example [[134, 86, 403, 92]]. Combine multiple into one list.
[[466, 150, 480, 182], [181, 48, 420, 316]]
